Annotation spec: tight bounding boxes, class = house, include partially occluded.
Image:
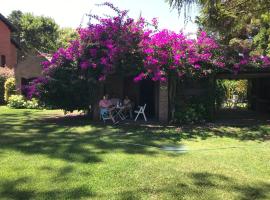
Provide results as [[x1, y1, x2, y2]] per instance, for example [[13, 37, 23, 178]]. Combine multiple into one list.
[[0, 13, 19, 69], [15, 50, 50, 95], [0, 13, 48, 96]]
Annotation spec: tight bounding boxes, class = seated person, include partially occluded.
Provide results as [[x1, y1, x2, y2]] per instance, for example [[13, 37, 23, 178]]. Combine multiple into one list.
[[123, 96, 133, 119], [110, 97, 121, 107], [99, 94, 116, 123]]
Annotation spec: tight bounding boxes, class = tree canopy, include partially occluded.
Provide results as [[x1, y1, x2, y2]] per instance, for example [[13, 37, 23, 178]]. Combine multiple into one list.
[[8, 11, 78, 59], [8, 11, 60, 53], [167, 0, 270, 57]]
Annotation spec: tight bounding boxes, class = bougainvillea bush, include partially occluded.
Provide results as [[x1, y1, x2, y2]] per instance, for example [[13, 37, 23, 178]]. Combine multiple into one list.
[[27, 2, 270, 115]]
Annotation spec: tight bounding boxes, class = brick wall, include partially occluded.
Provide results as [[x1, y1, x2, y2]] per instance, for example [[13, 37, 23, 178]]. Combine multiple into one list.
[[0, 20, 17, 67], [15, 54, 44, 92]]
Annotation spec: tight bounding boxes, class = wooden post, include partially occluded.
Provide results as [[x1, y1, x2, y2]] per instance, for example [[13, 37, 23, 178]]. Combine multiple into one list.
[[93, 84, 104, 121], [158, 82, 168, 122], [209, 76, 216, 121]]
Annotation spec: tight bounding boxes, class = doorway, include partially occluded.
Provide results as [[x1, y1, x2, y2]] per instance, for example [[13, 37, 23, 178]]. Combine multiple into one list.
[[139, 80, 156, 118]]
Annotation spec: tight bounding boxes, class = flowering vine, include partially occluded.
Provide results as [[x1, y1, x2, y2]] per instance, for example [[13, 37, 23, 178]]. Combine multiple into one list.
[[26, 2, 270, 112]]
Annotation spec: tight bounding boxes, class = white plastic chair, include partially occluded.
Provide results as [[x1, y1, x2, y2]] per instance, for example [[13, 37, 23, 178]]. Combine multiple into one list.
[[134, 104, 147, 121]]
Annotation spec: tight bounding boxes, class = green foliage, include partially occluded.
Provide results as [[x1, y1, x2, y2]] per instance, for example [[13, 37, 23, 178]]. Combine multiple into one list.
[[8, 11, 60, 56], [174, 78, 214, 124], [252, 13, 270, 56], [56, 27, 78, 48], [175, 103, 207, 124], [222, 80, 247, 100], [216, 79, 248, 108], [0, 77, 6, 105], [7, 95, 25, 108], [4, 77, 16, 102], [0, 68, 14, 104], [215, 79, 226, 109], [7, 10, 23, 41], [24, 98, 40, 109], [7, 95, 40, 109], [193, 0, 270, 56], [38, 61, 98, 112]]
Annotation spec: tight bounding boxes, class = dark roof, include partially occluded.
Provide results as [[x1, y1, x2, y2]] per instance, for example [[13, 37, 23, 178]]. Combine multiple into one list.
[[0, 13, 17, 32], [10, 38, 20, 49]]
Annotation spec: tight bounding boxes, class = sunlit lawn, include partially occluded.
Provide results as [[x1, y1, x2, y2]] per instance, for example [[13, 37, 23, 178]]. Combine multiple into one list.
[[0, 106, 269, 200]]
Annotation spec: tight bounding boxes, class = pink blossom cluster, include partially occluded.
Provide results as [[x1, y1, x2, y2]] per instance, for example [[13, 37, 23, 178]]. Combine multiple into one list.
[[25, 77, 48, 99], [134, 30, 225, 82], [233, 55, 270, 72]]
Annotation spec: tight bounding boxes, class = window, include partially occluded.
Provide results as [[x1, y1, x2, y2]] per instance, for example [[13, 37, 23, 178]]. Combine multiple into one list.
[[1, 55, 6, 67]]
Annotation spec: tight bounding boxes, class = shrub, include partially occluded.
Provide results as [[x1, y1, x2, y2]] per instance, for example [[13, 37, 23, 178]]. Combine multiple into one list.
[[24, 98, 39, 109], [4, 77, 16, 102], [174, 104, 207, 124], [0, 76, 5, 104], [7, 95, 26, 108], [0, 67, 14, 104], [7, 95, 40, 109]]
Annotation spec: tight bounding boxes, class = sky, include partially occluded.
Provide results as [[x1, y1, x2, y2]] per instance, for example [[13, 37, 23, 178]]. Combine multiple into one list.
[[0, 0, 199, 35]]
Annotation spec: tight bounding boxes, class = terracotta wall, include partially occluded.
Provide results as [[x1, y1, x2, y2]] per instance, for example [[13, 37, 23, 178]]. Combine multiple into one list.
[[0, 20, 17, 67], [10, 43, 17, 67]]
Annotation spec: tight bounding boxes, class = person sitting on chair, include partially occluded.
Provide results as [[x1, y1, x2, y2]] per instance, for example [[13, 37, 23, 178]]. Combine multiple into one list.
[[123, 96, 133, 119], [99, 94, 116, 123]]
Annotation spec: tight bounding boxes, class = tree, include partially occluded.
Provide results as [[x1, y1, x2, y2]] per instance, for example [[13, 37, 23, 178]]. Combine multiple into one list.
[[166, 0, 270, 18], [8, 11, 60, 56], [7, 10, 23, 41], [167, 0, 270, 56], [56, 27, 78, 48]]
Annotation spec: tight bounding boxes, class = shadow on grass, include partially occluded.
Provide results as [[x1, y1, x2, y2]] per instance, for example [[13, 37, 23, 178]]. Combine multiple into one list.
[[116, 172, 270, 200], [0, 168, 269, 200], [0, 176, 95, 200], [0, 112, 269, 165], [0, 110, 269, 199], [0, 112, 176, 165]]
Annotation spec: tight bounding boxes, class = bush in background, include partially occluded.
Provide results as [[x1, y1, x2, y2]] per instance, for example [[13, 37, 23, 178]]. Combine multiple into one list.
[[174, 103, 207, 124], [216, 79, 248, 108], [4, 77, 16, 102], [0, 67, 14, 104], [7, 95, 40, 109]]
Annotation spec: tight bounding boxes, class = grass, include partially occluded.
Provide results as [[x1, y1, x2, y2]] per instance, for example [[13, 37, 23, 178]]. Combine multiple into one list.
[[0, 106, 269, 200]]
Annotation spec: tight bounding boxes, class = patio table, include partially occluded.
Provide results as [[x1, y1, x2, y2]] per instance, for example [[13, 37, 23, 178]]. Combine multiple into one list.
[[114, 105, 127, 120]]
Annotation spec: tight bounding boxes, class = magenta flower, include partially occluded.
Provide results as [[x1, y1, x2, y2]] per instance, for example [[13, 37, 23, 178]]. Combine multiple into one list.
[[80, 60, 90, 70], [89, 49, 97, 57], [98, 75, 106, 81], [194, 64, 201, 69], [100, 57, 108, 65], [134, 72, 146, 82], [151, 18, 158, 27]]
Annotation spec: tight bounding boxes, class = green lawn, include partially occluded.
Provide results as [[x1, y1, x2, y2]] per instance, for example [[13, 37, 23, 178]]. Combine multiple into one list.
[[0, 106, 269, 200]]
